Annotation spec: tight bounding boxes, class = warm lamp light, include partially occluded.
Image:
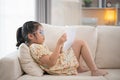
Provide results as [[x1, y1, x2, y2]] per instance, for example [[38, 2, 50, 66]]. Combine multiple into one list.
[[104, 9, 117, 25]]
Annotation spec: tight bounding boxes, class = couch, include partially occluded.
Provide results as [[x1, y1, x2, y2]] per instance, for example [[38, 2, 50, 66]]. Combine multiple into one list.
[[0, 24, 120, 80]]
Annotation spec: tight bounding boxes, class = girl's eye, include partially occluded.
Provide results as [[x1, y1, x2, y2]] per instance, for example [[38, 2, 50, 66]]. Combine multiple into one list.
[[39, 30, 44, 35]]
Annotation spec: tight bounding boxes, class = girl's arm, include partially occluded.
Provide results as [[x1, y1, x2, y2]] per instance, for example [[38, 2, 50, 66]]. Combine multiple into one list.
[[38, 34, 66, 68]]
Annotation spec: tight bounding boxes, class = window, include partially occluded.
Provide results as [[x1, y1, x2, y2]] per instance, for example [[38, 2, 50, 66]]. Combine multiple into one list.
[[0, 0, 36, 58]]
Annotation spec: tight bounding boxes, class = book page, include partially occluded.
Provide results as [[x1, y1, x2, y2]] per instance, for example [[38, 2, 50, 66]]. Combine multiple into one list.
[[63, 28, 76, 51]]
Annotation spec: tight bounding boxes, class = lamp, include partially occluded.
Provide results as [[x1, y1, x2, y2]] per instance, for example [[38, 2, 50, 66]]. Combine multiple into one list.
[[104, 9, 117, 25]]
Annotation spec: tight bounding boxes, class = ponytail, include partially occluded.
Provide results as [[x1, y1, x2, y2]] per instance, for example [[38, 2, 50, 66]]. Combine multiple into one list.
[[16, 27, 25, 47]]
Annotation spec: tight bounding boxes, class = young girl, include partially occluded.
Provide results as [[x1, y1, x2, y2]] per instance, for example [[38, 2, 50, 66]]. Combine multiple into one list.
[[16, 21, 108, 76]]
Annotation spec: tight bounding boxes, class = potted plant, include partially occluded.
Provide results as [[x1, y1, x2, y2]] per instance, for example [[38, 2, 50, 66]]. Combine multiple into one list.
[[83, 0, 92, 7]]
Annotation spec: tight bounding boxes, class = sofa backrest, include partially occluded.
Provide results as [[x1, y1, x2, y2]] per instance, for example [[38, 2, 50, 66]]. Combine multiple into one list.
[[43, 24, 66, 51], [42, 24, 120, 69], [95, 26, 120, 69], [75, 25, 97, 59], [42, 24, 97, 60]]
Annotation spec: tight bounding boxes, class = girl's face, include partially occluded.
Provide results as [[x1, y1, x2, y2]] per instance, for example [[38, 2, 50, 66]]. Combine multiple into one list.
[[28, 26, 45, 44]]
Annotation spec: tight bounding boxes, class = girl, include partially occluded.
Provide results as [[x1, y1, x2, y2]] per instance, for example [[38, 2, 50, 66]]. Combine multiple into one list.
[[16, 21, 108, 76]]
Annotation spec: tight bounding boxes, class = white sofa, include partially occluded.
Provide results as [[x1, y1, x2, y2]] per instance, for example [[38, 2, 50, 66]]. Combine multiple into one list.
[[0, 24, 120, 80]]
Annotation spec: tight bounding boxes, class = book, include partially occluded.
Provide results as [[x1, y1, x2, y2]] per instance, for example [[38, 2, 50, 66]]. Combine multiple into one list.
[[63, 28, 76, 51]]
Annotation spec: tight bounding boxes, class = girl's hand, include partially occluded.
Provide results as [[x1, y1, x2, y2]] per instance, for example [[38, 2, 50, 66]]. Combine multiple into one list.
[[57, 33, 67, 46]]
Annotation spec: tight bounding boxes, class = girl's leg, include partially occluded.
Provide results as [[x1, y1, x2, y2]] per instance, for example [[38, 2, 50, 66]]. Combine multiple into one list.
[[72, 39, 108, 76], [71, 40, 88, 72]]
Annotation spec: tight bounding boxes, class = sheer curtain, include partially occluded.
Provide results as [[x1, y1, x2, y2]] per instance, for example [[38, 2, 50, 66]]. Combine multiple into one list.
[[0, 0, 36, 58], [36, 0, 51, 24]]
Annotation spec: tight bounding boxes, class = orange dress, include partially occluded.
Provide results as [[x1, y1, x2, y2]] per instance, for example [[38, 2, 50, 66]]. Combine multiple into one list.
[[29, 43, 79, 75]]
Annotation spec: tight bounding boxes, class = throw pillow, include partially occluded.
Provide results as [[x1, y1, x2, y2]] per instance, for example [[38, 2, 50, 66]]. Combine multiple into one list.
[[18, 43, 44, 76]]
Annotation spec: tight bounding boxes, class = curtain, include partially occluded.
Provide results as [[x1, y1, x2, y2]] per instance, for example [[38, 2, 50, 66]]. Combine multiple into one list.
[[36, 0, 51, 24]]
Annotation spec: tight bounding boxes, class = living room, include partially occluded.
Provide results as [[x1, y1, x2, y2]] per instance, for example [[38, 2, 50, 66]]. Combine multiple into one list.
[[0, 0, 120, 80]]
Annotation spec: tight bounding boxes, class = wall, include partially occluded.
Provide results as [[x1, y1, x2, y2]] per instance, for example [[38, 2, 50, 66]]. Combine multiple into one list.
[[51, 0, 82, 26]]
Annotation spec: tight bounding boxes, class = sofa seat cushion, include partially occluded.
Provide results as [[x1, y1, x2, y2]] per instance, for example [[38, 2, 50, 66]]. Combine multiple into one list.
[[104, 69, 120, 80], [17, 72, 106, 80], [17, 69, 120, 80]]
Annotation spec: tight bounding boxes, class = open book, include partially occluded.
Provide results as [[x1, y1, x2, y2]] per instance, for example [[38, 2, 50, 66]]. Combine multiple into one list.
[[63, 28, 76, 51]]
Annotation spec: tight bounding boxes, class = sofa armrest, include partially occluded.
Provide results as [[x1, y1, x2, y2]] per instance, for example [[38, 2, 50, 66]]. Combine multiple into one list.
[[0, 51, 23, 80]]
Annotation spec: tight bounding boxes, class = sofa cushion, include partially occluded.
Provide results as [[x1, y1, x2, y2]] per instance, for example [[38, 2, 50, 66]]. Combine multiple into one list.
[[74, 25, 97, 67], [18, 43, 44, 76], [95, 26, 120, 68], [74, 25, 97, 58], [42, 24, 97, 67], [17, 73, 106, 80], [42, 24, 97, 57], [42, 24, 66, 51], [104, 69, 120, 80], [17, 69, 120, 80]]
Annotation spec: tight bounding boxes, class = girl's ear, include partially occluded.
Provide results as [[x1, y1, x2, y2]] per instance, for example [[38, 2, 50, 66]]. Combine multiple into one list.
[[28, 33, 34, 40]]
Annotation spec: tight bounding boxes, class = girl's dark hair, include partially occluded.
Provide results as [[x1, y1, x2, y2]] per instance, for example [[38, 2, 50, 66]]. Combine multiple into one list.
[[16, 21, 42, 47]]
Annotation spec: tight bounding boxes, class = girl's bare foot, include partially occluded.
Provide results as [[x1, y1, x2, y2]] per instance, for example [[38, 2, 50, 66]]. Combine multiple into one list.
[[91, 69, 108, 76], [78, 66, 89, 73]]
